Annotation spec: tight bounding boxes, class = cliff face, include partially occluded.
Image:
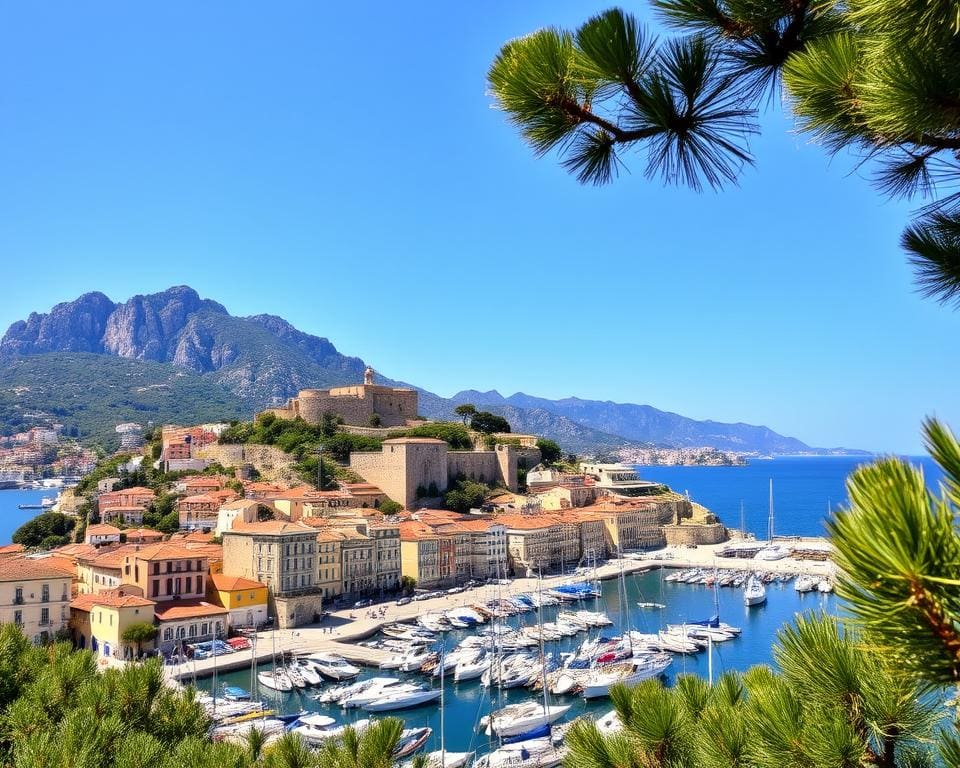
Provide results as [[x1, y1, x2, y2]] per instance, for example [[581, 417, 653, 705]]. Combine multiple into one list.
[[0, 286, 366, 404], [1, 292, 115, 355]]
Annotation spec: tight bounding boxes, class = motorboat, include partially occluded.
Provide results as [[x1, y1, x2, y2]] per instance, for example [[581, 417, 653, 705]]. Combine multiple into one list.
[[292, 658, 323, 686], [425, 751, 473, 768], [580, 655, 672, 699], [290, 714, 340, 744], [364, 686, 442, 712], [817, 579, 834, 593], [308, 652, 360, 680], [482, 702, 571, 737], [394, 727, 433, 759], [257, 669, 293, 692], [285, 665, 307, 688], [222, 685, 251, 702], [743, 575, 767, 607], [342, 679, 412, 708], [794, 574, 818, 592], [473, 738, 564, 768], [454, 656, 490, 682]]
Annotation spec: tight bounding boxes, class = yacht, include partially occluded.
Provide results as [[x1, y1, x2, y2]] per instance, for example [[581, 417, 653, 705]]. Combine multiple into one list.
[[794, 574, 819, 593], [292, 658, 323, 686], [580, 654, 673, 699], [257, 669, 293, 692], [482, 702, 571, 737], [743, 575, 767, 607], [424, 751, 473, 768], [394, 727, 433, 759], [473, 738, 564, 768], [817, 579, 834, 593], [308, 652, 360, 680], [290, 714, 341, 744], [364, 686, 441, 712]]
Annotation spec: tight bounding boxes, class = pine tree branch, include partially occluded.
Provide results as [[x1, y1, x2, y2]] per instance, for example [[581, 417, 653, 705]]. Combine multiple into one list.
[[918, 134, 960, 151], [547, 95, 662, 142]]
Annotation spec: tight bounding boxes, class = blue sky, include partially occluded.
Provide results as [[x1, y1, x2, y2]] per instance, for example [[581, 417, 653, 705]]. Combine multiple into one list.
[[0, 1, 956, 454]]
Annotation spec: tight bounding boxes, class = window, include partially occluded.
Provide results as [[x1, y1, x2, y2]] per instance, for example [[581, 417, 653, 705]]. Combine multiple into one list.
[[201, 622, 209, 635], [176, 627, 185, 639], [166, 578, 172, 595], [40, 607, 49, 626], [163, 627, 173, 640], [185, 576, 192, 594], [13, 610, 22, 627], [151, 580, 159, 598], [188, 624, 197, 638], [14, 587, 23, 605]]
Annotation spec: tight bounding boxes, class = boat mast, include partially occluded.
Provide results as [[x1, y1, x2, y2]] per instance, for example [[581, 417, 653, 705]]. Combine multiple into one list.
[[440, 643, 446, 768], [212, 625, 218, 710], [767, 480, 775, 542], [537, 570, 549, 715], [739, 500, 745, 537]]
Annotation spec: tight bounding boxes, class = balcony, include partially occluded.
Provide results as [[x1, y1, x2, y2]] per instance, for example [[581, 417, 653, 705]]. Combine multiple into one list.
[[13, 596, 23, 605]]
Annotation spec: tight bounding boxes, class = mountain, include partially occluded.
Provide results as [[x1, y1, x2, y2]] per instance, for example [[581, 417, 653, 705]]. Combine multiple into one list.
[[428, 391, 817, 455], [0, 287, 856, 455]]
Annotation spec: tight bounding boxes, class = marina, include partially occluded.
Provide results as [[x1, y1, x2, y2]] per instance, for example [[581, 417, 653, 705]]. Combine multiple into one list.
[[189, 559, 838, 757]]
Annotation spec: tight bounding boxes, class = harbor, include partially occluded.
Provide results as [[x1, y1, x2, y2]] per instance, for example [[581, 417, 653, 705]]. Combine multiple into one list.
[[185, 545, 838, 759]]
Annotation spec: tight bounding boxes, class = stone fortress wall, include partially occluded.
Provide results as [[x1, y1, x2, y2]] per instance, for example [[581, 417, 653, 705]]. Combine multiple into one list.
[[264, 368, 418, 429]]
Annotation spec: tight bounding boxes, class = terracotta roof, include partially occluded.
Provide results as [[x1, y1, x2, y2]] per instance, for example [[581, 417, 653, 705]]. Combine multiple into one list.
[[181, 477, 223, 488], [227, 519, 316, 536], [100, 486, 155, 497], [0, 557, 74, 582], [495, 514, 565, 530], [154, 600, 228, 621], [86, 524, 122, 536], [71, 593, 155, 611], [124, 527, 164, 539], [170, 530, 218, 543], [0, 543, 26, 556], [177, 493, 221, 505], [210, 573, 267, 592], [399, 520, 440, 541], [102, 505, 148, 512], [127, 542, 205, 561]]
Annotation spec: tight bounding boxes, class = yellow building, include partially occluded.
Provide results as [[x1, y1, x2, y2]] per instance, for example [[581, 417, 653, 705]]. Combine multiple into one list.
[[207, 573, 269, 629], [0, 558, 73, 645], [69, 592, 156, 660]]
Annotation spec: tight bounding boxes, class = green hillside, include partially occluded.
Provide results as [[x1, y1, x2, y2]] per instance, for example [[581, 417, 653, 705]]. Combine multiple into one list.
[[0, 353, 247, 449]]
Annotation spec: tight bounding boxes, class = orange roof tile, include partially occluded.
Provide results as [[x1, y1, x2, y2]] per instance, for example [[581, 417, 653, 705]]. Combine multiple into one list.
[[128, 542, 206, 561], [210, 573, 267, 592], [0, 543, 25, 556], [0, 557, 74, 582], [154, 600, 228, 621], [86, 524, 122, 536], [71, 593, 154, 611]]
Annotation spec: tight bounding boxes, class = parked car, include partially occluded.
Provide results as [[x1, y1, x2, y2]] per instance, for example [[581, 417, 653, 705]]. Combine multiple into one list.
[[447, 586, 465, 594], [396, 597, 413, 606], [353, 599, 373, 608], [413, 592, 432, 601]]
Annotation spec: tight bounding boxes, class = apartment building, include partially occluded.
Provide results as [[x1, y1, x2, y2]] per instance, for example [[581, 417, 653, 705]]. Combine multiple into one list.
[[0, 558, 72, 644]]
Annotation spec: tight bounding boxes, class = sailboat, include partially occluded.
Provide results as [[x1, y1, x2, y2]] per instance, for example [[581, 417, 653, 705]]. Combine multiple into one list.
[[424, 645, 473, 768], [482, 572, 571, 737], [756, 480, 790, 560], [743, 574, 767, 607]]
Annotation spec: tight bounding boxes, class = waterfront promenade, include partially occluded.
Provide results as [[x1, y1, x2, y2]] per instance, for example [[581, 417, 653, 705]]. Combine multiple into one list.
[[166, 540, 835, 683]]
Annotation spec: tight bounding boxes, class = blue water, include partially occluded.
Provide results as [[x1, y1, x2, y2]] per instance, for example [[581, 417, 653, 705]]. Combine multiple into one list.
[[0, 488, 54, 543], [196, 574, 837, 755], [635, 455, 944, 538]]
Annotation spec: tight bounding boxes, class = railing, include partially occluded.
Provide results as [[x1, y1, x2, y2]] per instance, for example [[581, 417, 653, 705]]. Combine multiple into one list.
[[13, 596, 23, 605]]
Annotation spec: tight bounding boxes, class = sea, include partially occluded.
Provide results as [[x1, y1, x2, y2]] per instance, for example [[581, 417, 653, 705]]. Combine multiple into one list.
[[1, 456, 946, 754], [0, 487, 60, 544], [187, 454, 946, 756]]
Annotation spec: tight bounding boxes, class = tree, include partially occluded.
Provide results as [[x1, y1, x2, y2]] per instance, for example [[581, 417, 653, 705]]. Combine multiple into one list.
[[536, 438, 563, 465], [12, 512, 75, 549], [400, 575, 417, 594], [121, 622, 158, 657], [378, 499, 403, 515], [454, 403, 477, 425], [488, 4, 960, 305], [565, 614, 939, 768], [470, 411, 511, 434]]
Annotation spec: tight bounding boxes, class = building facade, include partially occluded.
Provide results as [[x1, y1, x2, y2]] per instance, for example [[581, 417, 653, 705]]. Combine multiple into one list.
[[0, 559, 72, 644]]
